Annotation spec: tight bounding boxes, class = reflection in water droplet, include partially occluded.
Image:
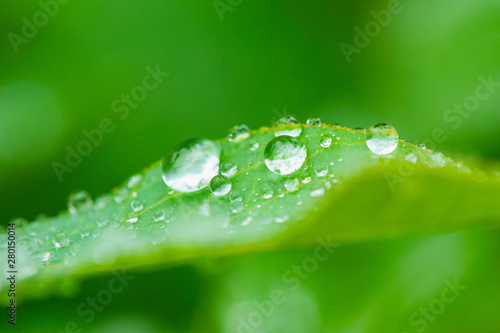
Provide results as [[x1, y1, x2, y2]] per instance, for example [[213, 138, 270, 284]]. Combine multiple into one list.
[[68, 191, 93, 214], [131, 199, 144, 212], [264, 136, 307, 175], [314, 163, 328, 177], [210, 174, 232, 196], [366, 123, 398, 155], [53, 231, 69, 248], [320, 136, 332, 148], [284, 178, 300, 192], [162, 138, 221, 192], [306, 118, 322, 127], [153, 209, 165, 221], [273, 116, 302, 137], [228, 124, 250, 142]]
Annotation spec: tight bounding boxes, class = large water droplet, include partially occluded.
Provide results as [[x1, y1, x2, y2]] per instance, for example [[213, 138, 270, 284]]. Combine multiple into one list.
[[264, 136, 307, 175], [228, 124, 250, 142], [210, 175, 232, 196], [273, 116, 302, 137], [68, 190, 93, 214], [306, 117, 322, 127], [162, 138, 221, 192], [53, 231, 69, 248], [366, 123, 399, 155]]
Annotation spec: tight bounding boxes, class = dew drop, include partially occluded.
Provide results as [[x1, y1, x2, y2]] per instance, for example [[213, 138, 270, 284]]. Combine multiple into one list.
[[264, 136, 307, 175], [131, 199, 144, 212], [127, 174, 143, 188], [310, 184, 325, 197], [261, 183, 274, 199], [229, 190, 242, 202], [210, 174, 232, 196], [405, 153, 417, 164], [366, 123, 399, 155], [164, 210, 176, 223], [153, 209, 165, 221], [220, 162, 238, 177], [228, 124, 250, 142], [320, 136, 332, 148], [53, 231, 69, 248], [126, 211, 138, 223], [68, 190, 93, 214], [284, 178, 300, 192], [314, 163, 328, 177], [306, 117, 322, 127], [231, 201, 244, 214], [250, 142, 260, 151], [161, 138, 221, 192], [96, 216, 108, 227], [417, 142, 426, 149], [273, 116, 302, 137], [70, 243, 80, 256], [80, 227, 90, 238]]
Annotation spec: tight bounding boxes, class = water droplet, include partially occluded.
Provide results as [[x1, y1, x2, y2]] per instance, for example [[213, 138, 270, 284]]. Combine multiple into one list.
[[131, 199, 144, 212], [210, 175, 232, 196], [114, 188, 129, 203], [264, 136, 307, 175], [273, 116, 302, 137], [366, 123, 399, 155], [231, 201, 244, 214], [153, 209, 165, 221], [314, 163, 328, 177], [284, 178, 300, 192], [417, 142, 426, 149], [164, 210, 176, 223], [261, 183, 274, 199], [275, 215, 289, 223], [302, 176, 312, 184], [228, 124, 250, 142], [161, 138, 221, 192], [306, 118, 322, 127], [310, 184, 325, 197], [220, 162, 238, 177], [127, 174, 143, 188], [68, 190, 93, 214], [80, 227, 90, 238], [320, 136, 332, 148], [405, 153, 417, 164], [69, 243, 80, 256], [96, 216, 108, 227], [126, 211, 138, 223], [229, 190, 242, 202], [250, 142, 260, 151], [53, 231, 69, 248]]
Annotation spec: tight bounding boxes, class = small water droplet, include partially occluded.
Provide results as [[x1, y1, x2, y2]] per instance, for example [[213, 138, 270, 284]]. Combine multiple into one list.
[[273, 116, 302, 137], [153, 209, 165, 221], [264, 136, 307, 175], [417, 142, 426, 149], [250, 142, 260, 151], [131, 199, 144, 212], [302, 176, 312, 184], [229, 190, 242, 202], [320, 136, 332, 148], [69, 243, 80, 256], [80, 227, 90, 238], [162, 138, 221, 192], [53, 231, 69, 248], [210, 175, 232, 196], [220, 162, 238, 177], [231, 201, 244, 213], [306, 118, 322, 127], [366, 123, 399, 155], [127, 174, 143, 188], [275, 215, 289, 223], [261, 183, 274, 199], [405, 153, 417, 164], [96, 216, 108, 227], [310, 184, 325, 197], [314, 163, 328, 177], [126, 211, 138, 223], [68, 191, 93, 214], [284, 178, 300, 192], [228, 124, 250, 142], [114, 188, 129, 203]]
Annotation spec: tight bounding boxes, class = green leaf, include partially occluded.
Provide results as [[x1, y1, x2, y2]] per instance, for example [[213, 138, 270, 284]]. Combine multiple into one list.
[[2, 123, 500, 302]]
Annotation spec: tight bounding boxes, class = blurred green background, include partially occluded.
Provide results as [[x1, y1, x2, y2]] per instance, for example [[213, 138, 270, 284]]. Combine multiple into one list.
[[1, 0, 500, 332]]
